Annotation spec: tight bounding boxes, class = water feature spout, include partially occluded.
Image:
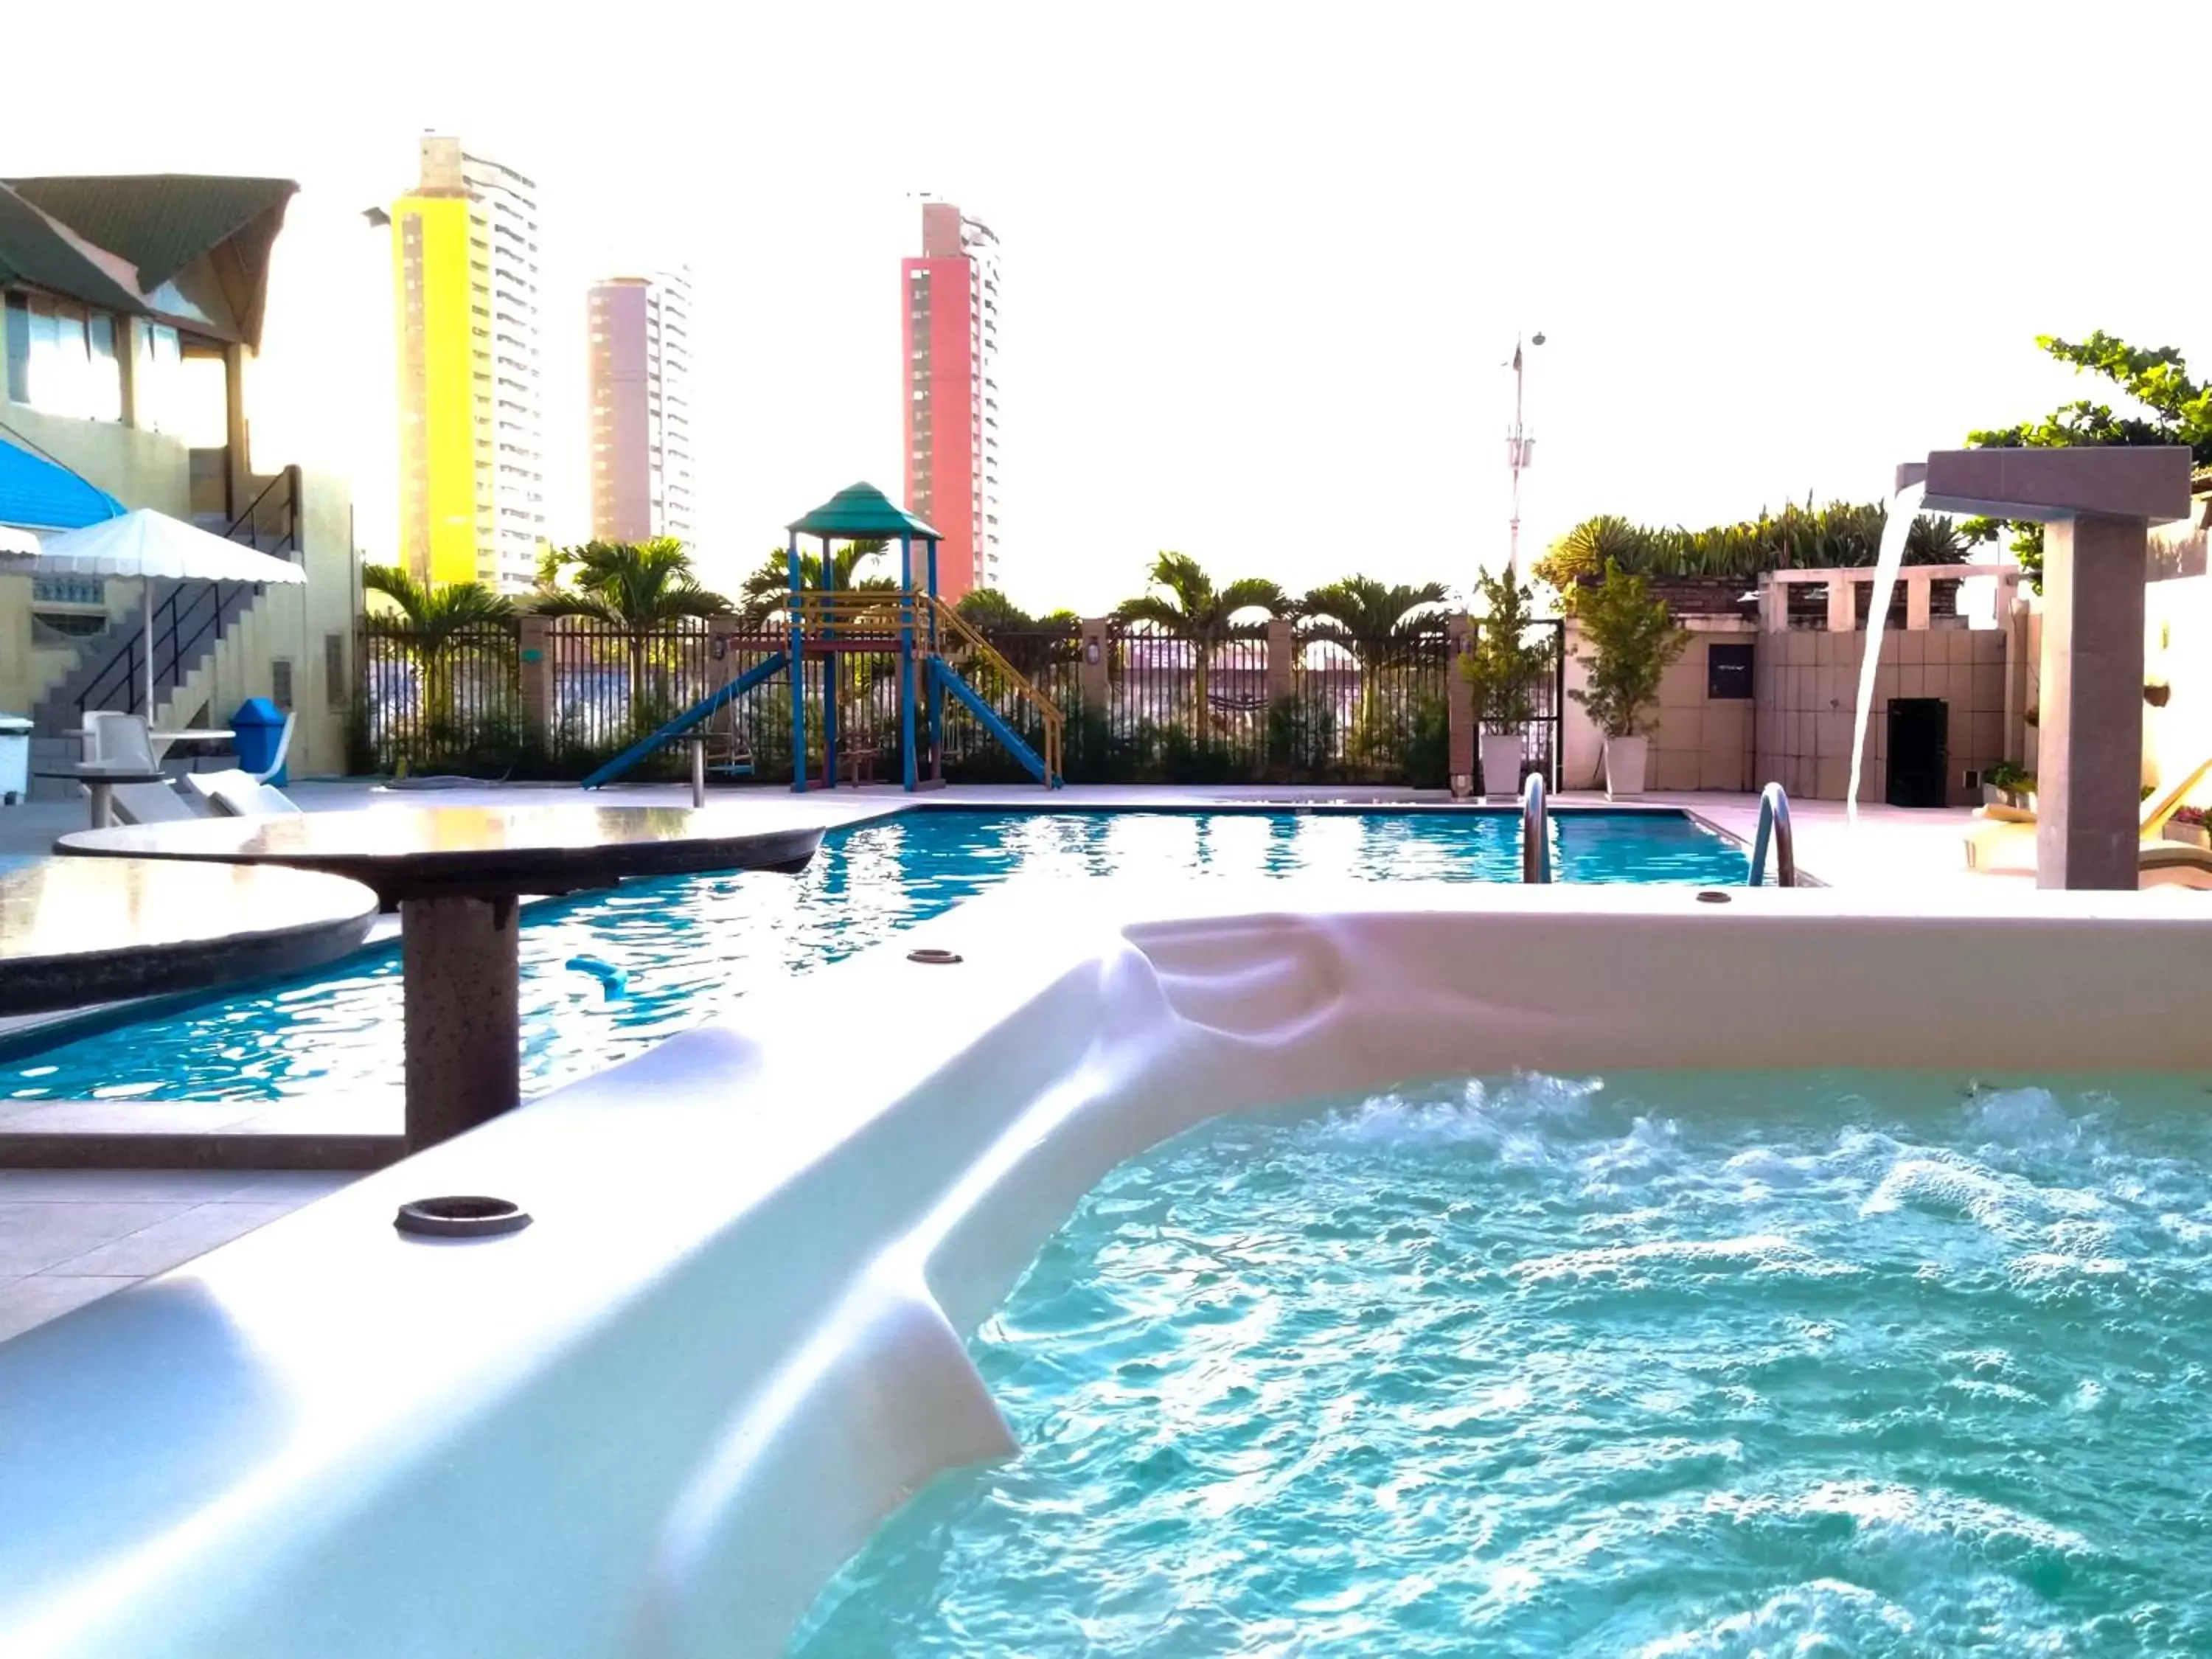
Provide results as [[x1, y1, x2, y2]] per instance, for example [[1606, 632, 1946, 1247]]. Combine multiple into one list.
[[1846, 483, 1924, 824], [1892, 447, 2191, 888]]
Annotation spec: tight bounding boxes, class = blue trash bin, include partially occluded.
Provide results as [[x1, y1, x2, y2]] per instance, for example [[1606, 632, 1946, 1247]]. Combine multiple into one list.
[[230, 697, 290, 787]]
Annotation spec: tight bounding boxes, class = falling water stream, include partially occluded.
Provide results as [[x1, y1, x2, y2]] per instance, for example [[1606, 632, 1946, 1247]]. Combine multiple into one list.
[[1846, 482, 1926, 824]]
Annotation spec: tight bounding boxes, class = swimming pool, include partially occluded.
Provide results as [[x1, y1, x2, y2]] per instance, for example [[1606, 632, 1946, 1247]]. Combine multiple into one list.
[[3, 807, 1753, 1106], [791, 1069, 2212, 1654]]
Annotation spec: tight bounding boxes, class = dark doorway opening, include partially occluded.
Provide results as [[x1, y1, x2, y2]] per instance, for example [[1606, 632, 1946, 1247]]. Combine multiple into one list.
[[1886, 698, 1949, 808]]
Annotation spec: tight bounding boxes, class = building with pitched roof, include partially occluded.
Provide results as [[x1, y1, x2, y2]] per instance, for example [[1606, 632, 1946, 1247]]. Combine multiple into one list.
[[1, 173, 359, 780]]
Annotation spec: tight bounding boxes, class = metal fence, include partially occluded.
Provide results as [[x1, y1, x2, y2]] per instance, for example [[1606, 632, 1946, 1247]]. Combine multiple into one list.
[[356, 620, 524, 776], [355, 615, 1554, 788], [1486, 618, 1567, 789]]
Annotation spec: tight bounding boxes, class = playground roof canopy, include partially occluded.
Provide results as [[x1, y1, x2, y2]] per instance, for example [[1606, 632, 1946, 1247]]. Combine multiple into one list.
[[787, 481, 940, 542]]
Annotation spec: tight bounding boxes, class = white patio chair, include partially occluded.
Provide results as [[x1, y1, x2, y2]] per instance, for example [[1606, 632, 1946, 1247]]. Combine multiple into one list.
[[251, 711, 296, 784], [108, 781, 205, 824], [181, 768, 303, 818], [83, 711, 160, 771]]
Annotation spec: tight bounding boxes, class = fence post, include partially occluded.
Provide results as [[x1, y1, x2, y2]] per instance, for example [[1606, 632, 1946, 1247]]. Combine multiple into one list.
[[1447, 613, 1475, 798], [1079, 617, 1110, 714], [1265, 618, 1295, 703], [518, 615, 553, 748]]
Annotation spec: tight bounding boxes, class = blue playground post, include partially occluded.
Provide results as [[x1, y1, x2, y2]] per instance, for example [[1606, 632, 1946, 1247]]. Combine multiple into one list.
[[925, 536, 944, 771], [786, 532, 805, 791], [898, 532, 917, 790]]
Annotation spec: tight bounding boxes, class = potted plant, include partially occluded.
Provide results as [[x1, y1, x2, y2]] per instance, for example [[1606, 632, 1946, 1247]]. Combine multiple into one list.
[[2166, 805, 2209, 850], [1461, 567, 1554, 800], [1981, 760, 2031, 809], [1567, 561, 1686, 799]]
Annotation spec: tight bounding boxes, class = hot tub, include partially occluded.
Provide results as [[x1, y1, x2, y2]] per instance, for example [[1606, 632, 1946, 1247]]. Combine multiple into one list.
[[0, 880, 2205, 1656]]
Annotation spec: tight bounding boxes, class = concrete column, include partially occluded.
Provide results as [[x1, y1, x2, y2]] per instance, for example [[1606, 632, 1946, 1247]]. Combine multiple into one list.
[[518, 615, 554, 747], [223, 343, 251, 515], [2004, 595, 2030, 765], [2037, 514, 2148, 890], [117, 318, 142, 429], [1446, 613, 1475, 796], [1078, 618, 1110, 714], [1759, 575, 1788, 634], [1264, 617, 1296, 703], [1826, 575, 1854, 633], [1905, 575, 1931, 632], [400, 894, 521, 1151]]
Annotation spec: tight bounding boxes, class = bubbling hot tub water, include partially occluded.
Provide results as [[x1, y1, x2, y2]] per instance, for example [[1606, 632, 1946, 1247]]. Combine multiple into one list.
[[790, 1069, 2212, 1655]]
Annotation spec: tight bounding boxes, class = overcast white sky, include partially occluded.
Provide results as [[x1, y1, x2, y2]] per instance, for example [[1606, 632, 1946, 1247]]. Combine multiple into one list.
[[10, 1, 2208, 611]]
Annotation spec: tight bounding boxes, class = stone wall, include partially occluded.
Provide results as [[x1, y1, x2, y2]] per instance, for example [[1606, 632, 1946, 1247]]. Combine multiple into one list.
[[1754, 624, 2008, 804], [1560, 616, 1756, 792]]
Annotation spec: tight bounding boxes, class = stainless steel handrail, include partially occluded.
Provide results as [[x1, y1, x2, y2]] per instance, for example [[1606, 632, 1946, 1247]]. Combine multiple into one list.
[[1521, 770, 1550, 883], [1747, 781, 1797, 886]]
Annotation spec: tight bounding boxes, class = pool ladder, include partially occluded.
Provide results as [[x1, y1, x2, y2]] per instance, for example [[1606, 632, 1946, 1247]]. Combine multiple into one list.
[[1523, 775, 1797, 887], [1747, 782, 1798, 886], [1521, 771, 1549, 883]]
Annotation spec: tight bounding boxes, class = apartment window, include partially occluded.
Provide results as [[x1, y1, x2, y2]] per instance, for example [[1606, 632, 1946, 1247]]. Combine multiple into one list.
[[10, 294, 122, 421], [324, 633, 348, 709], [2, 293, 26, 403], [271, 658, 295, 712]]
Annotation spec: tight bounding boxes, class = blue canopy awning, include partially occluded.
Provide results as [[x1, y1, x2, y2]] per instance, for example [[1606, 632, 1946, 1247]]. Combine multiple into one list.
[[0, 437, 123, 532]]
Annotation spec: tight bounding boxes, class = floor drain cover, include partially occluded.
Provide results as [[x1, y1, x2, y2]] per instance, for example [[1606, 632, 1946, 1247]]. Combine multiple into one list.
[[394, 1196, 532, 1239], [1695, 890, 1733, 905], [907, 947, 964, 965]]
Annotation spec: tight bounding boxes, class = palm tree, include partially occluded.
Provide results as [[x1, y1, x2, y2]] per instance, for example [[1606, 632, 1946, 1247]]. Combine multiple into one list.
[[532, 538, 731, 720], [1298, 577, 1450, 671], [361, 563, 514, 729], [1114, 552, 1286, 721], [735, 538, 891, 627]]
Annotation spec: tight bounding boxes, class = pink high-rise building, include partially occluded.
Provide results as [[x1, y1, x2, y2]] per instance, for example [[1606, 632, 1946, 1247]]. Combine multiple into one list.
[[587, 270, 693, 544], [901, 202, 999, 599]]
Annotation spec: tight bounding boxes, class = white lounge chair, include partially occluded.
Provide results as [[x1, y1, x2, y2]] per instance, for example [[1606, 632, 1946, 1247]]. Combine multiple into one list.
[[108, 781, 205, 824], [181, 768, 302, 818]]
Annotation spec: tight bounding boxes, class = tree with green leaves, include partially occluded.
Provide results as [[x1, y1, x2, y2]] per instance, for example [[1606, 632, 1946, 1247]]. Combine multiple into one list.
[[1298, 577, 1450, 669], [1568, 562, 1687, 739], [531, 538, 731, 719], [1462, 567, 1555, 733], [735, 539, 892, 627], [955, 588, 1037, 630], [1963, 333, 2211, 588], [1535, 498, 1971, 597], [1114, 552, 1287, 721], [361, 563, 515, 729]]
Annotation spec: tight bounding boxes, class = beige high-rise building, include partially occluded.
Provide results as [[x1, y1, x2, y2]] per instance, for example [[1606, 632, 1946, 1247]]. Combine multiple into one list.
[[587, 269, 693, 544], [390, 135, 545, 591]]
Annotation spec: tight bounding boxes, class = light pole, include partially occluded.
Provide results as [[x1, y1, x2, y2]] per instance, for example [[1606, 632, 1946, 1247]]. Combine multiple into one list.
[[1506, 330, 1544, 577]]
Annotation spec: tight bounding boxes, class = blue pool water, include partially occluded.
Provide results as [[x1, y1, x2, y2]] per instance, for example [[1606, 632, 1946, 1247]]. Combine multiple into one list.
[[4, 808, 1750, 1107], [789, 1071, 2212, 1656]]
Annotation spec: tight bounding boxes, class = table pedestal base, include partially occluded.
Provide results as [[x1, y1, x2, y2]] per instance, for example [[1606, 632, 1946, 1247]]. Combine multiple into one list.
[[401, 894, 520, 1152]]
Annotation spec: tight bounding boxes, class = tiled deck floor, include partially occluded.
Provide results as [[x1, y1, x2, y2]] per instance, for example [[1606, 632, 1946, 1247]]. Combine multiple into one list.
[[0, 1169, 352, 1343]]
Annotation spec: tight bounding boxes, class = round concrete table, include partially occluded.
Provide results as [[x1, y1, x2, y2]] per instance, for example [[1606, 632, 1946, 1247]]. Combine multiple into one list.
[[55, 804, 827, 1150], [34, 764, 171, 830], [0, 857, 378, 1015]]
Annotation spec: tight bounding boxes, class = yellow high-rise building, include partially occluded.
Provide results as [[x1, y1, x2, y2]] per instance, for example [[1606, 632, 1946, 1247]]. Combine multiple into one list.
[[390, 136, 543, 592]]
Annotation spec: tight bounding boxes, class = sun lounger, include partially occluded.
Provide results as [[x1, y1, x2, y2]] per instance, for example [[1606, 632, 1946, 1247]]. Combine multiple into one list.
[[108, 781, 205, 824], [181, 768, 303, 818]]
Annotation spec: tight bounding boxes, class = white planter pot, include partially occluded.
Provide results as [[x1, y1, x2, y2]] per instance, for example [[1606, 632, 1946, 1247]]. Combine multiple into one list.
[[2163, 822, 2210, 851], [1604, 734, 1649, 799], [1479, 733, 1524, 801]]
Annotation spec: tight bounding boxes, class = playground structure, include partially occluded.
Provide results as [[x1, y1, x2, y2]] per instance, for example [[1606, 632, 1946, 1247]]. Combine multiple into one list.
[[582, 483, 1061, 792]]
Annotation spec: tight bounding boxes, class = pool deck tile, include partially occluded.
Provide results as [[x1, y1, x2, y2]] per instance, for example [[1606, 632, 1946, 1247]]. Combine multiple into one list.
[[0, 1169, 352, 1344], [0, 1197, 201, 1275]]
